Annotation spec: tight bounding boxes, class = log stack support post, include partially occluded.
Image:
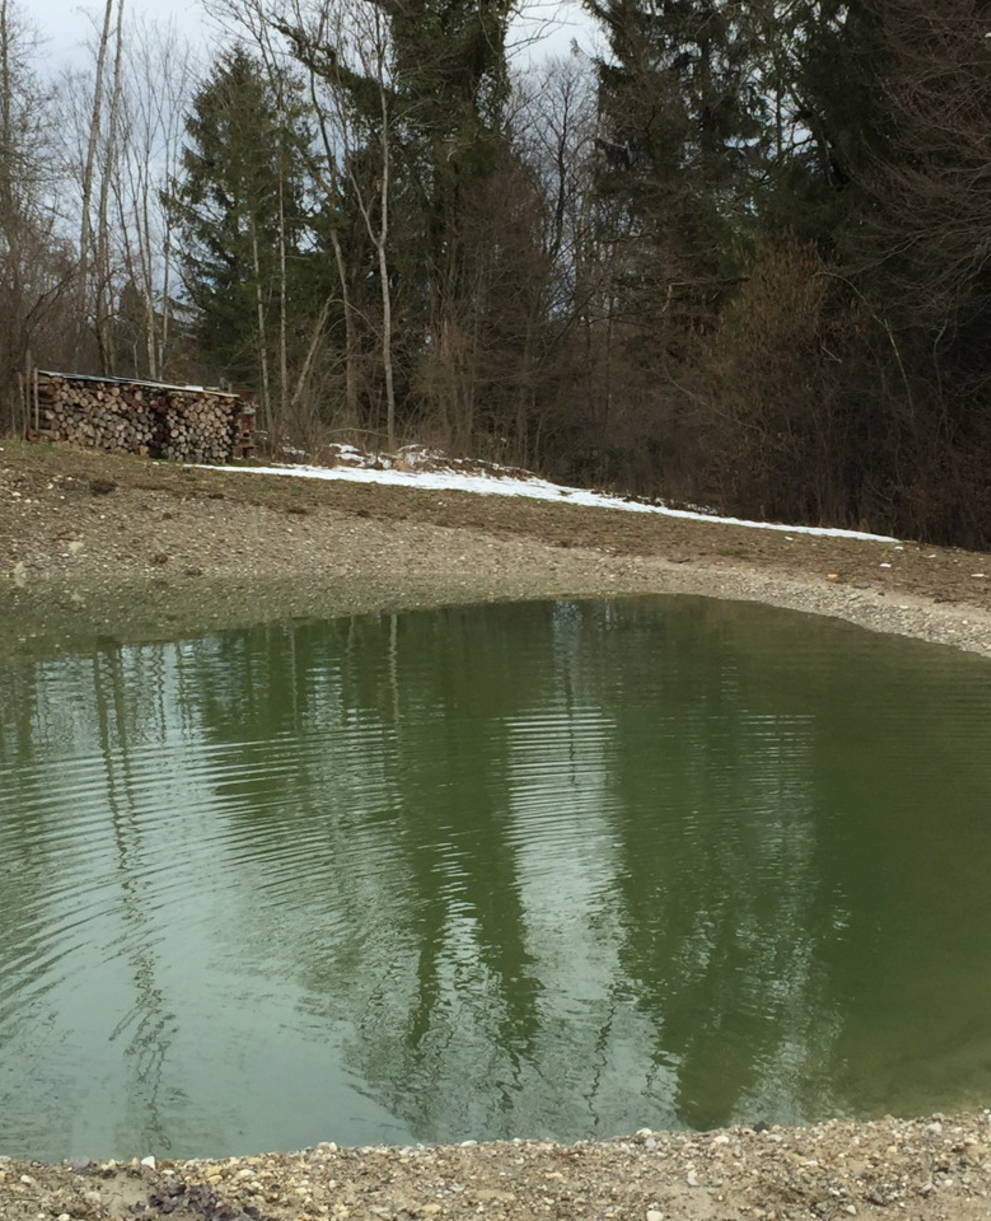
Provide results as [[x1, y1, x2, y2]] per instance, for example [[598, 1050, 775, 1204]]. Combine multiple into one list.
[[26, 370, 256, 464], [232, 389, 257, 461]]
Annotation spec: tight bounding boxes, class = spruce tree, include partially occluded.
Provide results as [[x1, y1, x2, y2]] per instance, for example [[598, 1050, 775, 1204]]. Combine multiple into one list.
[[587, 0, 769, 367], [167, 49, 324, 398]]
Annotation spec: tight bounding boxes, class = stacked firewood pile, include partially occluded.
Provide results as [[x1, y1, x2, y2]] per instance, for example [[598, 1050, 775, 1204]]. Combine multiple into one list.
[[29, 371, 255, 463]]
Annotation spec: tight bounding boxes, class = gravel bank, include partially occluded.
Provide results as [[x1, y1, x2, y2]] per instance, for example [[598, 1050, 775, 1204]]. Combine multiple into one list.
[[2, 441, 991, 1220], [2, 442, 991, 663], [5, 1113, 991, 1221]]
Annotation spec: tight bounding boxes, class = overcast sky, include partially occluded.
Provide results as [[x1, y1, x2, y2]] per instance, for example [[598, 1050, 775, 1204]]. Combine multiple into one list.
[[31, 0, 205, 63], [29, 0, 597, 71]]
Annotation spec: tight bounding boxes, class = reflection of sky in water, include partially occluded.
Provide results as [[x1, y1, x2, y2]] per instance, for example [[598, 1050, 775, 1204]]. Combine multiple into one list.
[[2, 596, 991, 1160]]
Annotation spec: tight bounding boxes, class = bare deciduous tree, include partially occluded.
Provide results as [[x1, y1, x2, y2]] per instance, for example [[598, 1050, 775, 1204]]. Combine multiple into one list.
[[0, 0, 75, 429]]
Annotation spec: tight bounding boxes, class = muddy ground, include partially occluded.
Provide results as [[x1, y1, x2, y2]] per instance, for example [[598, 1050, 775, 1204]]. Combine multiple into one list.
[[3, 439, 991, 1221]]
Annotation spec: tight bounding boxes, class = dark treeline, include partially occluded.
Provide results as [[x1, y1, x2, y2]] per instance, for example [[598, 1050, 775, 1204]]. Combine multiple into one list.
[[3, 0, 991, 545]]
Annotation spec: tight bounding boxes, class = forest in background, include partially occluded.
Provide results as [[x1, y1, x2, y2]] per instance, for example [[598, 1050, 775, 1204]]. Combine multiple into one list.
[[3, 0, 991, 547]]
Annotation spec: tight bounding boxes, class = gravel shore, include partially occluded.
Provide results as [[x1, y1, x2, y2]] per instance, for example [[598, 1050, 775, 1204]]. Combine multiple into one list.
[[3, 441, 991, 1220], [2, 442, 991, 663], [5, 1113, 991, 1221]]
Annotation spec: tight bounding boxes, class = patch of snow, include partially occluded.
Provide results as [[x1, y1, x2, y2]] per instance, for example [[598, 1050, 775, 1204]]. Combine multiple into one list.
[[203, 459, 898, 542], [317, 442, 377, 468]]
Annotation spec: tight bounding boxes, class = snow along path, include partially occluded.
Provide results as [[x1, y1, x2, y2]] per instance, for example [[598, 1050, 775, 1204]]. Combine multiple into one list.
[[211, 462, 899, 543]]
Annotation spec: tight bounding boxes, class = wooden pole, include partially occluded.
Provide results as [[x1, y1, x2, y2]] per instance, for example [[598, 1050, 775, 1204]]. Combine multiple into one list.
[[22, 347, 31, 436]]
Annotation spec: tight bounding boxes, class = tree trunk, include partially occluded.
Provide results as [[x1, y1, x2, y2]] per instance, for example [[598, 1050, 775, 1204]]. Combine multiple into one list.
[[94, 0, 125, 375], [376, 71, 395, 450], [250, 220, 272, 436], [307, 58, 358, 423], [277, 166, 289, 425], [77, 0, 115, 366]]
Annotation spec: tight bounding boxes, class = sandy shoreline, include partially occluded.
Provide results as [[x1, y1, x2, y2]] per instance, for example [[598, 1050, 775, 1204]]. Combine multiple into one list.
[[3, 441, 991, 1219]]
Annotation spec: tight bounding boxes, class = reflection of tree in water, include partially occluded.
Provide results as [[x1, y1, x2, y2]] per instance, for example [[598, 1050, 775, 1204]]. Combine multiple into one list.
[[7, 597, 991, 1154], [0, 662, 55, 970], [0, 661, 67, 1150], [91, 647, 179, 1153], [131, 606, 991, 1132], [775, 633, 991, 1117], [168, 601, 858, 1137], [579, 600, 848, 1129], [0, 643, 183, 1155], [180, 608, 550, 1139]]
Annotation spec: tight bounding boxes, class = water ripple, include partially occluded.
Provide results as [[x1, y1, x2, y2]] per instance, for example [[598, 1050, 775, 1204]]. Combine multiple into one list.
[[2, 597, 991, 1160]]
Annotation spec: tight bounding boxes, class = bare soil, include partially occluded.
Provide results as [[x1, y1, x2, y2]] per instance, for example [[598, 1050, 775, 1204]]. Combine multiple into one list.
[[3, 439, 991, 1221]]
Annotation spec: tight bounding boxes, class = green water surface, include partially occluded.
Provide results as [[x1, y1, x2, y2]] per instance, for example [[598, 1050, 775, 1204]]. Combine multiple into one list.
[[2, 596, 991, 1160]]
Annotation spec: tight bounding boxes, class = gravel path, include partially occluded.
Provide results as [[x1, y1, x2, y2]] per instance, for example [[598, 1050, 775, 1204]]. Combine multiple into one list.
[[3, 441, 991, 1220]]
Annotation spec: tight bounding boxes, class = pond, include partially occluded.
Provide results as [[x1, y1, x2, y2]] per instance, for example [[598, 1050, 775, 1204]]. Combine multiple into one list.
[[2, 596, 991, 1161]]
